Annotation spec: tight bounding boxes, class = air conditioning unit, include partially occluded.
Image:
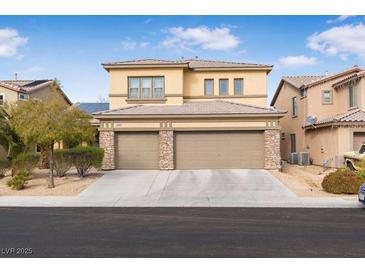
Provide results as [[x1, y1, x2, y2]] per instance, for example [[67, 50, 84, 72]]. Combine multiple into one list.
[[298, 152, 310, 166], [289, 153, 299, 164]]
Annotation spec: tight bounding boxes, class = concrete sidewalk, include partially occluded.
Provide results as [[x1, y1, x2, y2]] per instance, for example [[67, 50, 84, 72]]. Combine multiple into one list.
[[0, 169, 360, 208]]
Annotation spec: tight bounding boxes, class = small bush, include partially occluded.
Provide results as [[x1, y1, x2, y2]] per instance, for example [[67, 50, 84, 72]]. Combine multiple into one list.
[[69, 146, 104, 177], [53, 149, 72, 177], [0, 158, 11, 178], [12, 152, 40, 174], [7, 170, 31, 190], [357, 168, 365, 180], [322, 169, 364, 194]]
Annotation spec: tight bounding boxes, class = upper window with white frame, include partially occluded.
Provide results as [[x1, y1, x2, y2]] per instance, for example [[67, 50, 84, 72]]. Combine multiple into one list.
[[18, 93, 29, 101], [204, 79, 214, 96], [291, 96, 298, 117], [219, 79, 228, 96], [349, 84, 358, 108], [321, 90, 333, 105], [128, 77, 164, 99], [234, 78, 243, 96]]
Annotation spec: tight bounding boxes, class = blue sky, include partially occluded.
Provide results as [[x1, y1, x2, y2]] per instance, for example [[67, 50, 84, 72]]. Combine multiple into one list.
[[0, 15, 364, 104]]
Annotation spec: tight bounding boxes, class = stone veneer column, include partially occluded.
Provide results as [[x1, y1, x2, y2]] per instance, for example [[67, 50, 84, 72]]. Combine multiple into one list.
[[159, 130, 174, 170], [99, 131, 115, 170], [264, 129, 281, 169]]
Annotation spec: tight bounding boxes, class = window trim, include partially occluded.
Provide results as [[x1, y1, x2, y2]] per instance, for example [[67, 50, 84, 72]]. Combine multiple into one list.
[[290, 134, 296, 153], [291, 96, 298, 118], [321, 90, 333, 105], [219, 78, 229, 96], [233, 78, 244, 96], [128, 76, 165, 99], [18, 93, 29, 101], [349, 84, 358, 109], [204, 79, 214, 96]]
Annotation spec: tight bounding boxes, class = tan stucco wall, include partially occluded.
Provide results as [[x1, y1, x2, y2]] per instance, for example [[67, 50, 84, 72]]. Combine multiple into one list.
[[273, 82, 306, 160], [108, 67, 184, 109], [107, 67, 269, 109], [183, 70, 267, 107], [0, 86, 19, 105]]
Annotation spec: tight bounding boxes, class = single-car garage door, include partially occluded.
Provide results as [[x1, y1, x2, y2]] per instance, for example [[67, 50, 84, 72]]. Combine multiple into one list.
[[116, 132, 159, 169], [353, 132, 365, 150], [175, 131, 264, 169]]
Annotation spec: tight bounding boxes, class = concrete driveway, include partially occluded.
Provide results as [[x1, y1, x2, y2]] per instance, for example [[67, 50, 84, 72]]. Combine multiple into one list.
[[77, 169, 297, 206]]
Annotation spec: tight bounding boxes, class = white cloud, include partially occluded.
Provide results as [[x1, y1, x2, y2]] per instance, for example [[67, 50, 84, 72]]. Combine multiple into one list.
[[307, 23, 365, 58], [0, 28, 28, 57], [279, 55, 317, 68], [326, 15, 354, 24], [162, 26, 240, 51], [120, 39, 150, 50]]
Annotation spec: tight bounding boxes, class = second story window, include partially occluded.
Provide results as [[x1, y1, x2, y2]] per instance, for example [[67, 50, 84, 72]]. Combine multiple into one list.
[[219, 79, 228, 96], [18, 93, 29, 100], [234, 78, 243, 96], [204, 79, 214, 96], [128, 77, 164, 99], [349, 84, 358, 108], [321, 90, 333, 105], [292, 96, 297, 117]]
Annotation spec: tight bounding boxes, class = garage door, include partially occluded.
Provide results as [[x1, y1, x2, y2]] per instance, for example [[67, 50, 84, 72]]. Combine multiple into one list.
[[116, 132, 159, 169], [353, 132, 365, 150], [175, 131, 264, 169]]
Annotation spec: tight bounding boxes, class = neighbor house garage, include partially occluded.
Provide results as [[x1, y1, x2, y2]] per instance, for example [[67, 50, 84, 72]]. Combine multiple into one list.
[[94, 101, 285, 170]]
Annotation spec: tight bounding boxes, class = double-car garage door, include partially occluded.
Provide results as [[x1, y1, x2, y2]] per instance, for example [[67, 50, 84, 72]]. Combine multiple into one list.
[[116, 131, 264, 169]]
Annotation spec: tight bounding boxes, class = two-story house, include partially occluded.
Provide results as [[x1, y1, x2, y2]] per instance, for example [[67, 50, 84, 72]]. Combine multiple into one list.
[[0, 79, 71, 106], [94, 59, 285, 171], [271, 66, 365, 168]]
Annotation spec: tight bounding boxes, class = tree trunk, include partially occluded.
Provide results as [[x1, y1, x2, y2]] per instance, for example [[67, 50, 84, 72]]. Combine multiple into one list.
[[39, 146, 49, 169], [48, 143, 55, 188]]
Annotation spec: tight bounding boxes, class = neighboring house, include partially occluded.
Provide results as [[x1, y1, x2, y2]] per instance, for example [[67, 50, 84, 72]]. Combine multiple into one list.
[[0, 79, 71, 106], [271, 66, 365, 168], [94, 59, 285, 171], [74, 102, 109, 126]]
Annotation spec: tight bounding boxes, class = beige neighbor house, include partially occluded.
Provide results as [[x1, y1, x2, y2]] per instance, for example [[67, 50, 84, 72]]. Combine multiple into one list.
[[0, 79, 72, 155], [94, 59, 285, 171], [271, 66, 365, 168]]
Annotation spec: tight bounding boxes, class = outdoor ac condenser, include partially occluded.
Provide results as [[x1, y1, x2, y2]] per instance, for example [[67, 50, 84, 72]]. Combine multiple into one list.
[[298, 152, 310, 166], [289, 153, 299, 164]]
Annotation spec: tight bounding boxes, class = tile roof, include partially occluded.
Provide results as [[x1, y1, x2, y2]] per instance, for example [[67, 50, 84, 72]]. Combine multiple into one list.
[[282, 75, 328, 89], [94, 100, 285, 117], [102, 58, 272, 69], [74, 102, 110, 114], [332, 71, 365, 89], [0, 79, 53, 93], [305, 109, 365, 128]]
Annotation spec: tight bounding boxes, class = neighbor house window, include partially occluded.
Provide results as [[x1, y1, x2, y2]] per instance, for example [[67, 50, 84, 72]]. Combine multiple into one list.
[[18, 93, 29, 100], [234, 78, 243, 96], [291, 96, 298, 117], [204, 79, 214, 96], [322, 90, 333, 105], [290, 134, 296, 153], [0, 94, 4, 105], [219, 79, 228, 96], [349, 84, 358, 108], [128, 77, 164, 99]]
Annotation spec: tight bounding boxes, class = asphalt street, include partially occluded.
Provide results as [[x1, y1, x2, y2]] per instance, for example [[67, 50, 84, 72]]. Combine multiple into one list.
[[0, 207, 364, 257]]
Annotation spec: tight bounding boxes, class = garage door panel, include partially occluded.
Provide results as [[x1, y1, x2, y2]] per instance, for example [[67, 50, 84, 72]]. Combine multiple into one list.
[[176, 131, 264, 169], [116, 132, 159, 169]]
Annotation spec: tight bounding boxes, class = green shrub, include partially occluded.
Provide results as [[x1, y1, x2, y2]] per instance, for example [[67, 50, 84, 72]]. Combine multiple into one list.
[[69, 146, 104, 177], [53, 149, 72, 177], [7, 170, 31, 190], [357, 168, 365, 180], [0, 158, 11, 178], [12, 152, 40, 174], [322, 169, 364, 194]]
